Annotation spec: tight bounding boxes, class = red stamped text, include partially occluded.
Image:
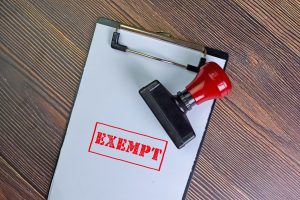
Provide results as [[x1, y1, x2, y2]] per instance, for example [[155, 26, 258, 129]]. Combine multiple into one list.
[[88, 122, 168, 171]]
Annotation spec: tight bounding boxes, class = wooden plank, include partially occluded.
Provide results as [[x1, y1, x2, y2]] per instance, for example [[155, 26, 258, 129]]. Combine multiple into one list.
[[0, 0, 299, 199], [188, 103, 300, 199], [0, 49, 66, 196], [233, 0, 300, 56], [1, 0, 84, 113], [0, 157, 44, 200]]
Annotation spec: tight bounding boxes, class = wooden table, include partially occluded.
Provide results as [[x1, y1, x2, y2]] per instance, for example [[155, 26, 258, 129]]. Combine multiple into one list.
[[1, 1, 299, 199]]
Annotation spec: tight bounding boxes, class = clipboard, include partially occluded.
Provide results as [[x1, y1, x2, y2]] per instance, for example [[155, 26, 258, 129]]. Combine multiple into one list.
[[48, 17, 229, 200]]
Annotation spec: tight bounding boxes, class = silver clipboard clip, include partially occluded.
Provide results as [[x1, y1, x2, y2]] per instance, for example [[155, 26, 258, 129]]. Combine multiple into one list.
[[99, 17, 207, 73]]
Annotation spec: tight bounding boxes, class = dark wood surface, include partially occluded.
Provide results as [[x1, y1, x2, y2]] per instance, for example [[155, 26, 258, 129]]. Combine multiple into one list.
[[1, 1, 299, 199]]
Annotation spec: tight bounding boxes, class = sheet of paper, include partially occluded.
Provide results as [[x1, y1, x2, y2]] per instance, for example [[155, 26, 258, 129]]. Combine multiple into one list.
[[48, 23, 227, 200]]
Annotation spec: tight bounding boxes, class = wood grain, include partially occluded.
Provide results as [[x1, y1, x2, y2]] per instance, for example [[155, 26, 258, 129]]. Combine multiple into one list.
[[1, 0, 299, 199], [0, 157, 43, 200]]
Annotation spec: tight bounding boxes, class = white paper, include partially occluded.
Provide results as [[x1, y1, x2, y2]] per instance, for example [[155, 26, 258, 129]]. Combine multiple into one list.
[[48, 23, 227, 200]]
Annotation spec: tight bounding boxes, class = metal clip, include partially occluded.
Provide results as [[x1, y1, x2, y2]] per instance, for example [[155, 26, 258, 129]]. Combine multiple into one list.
[[111, 30, 206, 73]]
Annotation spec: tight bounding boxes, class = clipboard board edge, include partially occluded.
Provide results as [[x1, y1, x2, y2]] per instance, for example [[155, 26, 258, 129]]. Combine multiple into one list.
[[47, 17, 230, 200]]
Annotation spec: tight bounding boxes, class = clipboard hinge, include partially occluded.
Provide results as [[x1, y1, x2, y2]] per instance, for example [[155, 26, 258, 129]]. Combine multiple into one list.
[[155, 31, 172, 38]]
